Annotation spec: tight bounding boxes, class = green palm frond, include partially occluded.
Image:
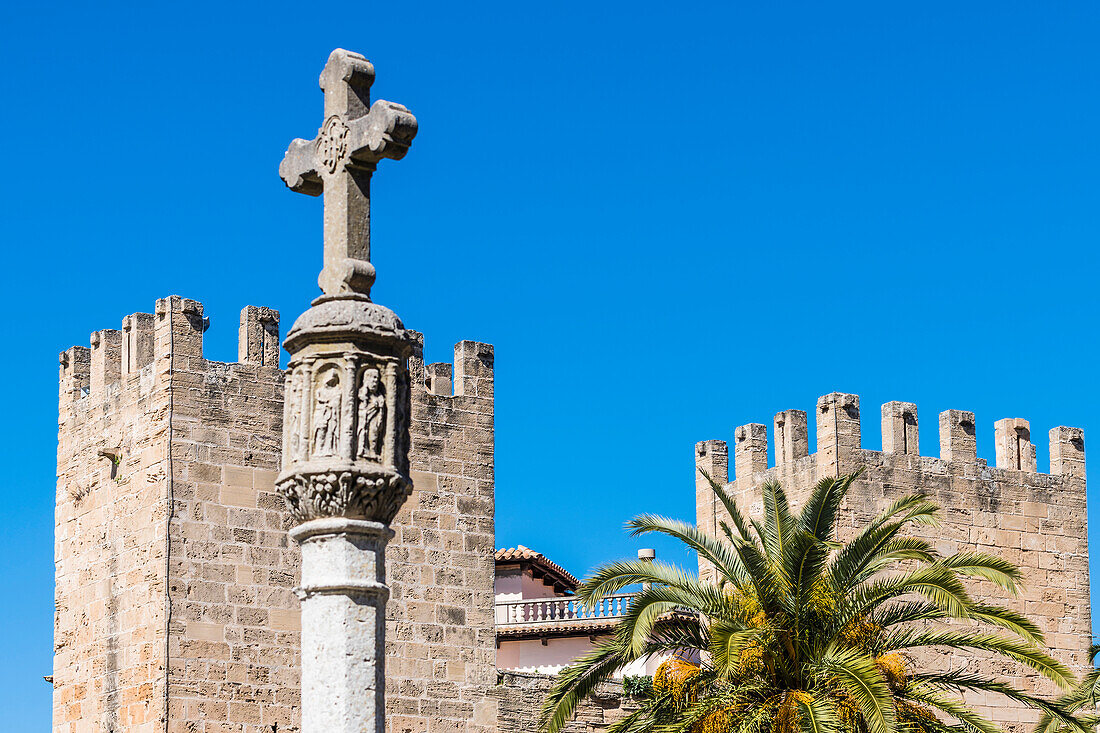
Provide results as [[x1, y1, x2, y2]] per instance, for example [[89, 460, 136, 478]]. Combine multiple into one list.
[[1030, 665, 1100, 733], [731, 535, 787, 614], [1053, 667, 1100, 710], [646, 613, 708, 653], [938, 551, 1024, 595], [795, 692, 843, 733], [585, 583, 719, 657], [786, 475, 853, 618], [830, 493, 940, 591], [718, 520, 742, 550], [539, 472, 1086, 733], [759, 479, 797, 568], [840, 564, 975, 629], [627, 515, 751, 585], [911, 673, 1089, 733], [798, 473, 856, 541], [870, 600, 950, 628], [627, 601, 684, 656], [816, 646, 896, 733], [868, 492, 943, 531], [901, 682, 1001, 733], [614, 585, 722, 657], [707, 622, 770, 678], [831, 524, 938, 592], [577, 559, 712, 607], [967, 603, 1046, 645], [857, 536, 939, 578], [884, 630, 1075, 689], [871, 600, 1044, 647], [828, 521, 911, 590], [698, 466, 756, 545]]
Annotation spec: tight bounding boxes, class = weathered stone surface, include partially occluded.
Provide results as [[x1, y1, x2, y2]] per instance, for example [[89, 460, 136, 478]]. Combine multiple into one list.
[[278, 48, 418, 298], [278, 47, 422, 733], [293, 519, 391, 733], [238, 305, 281, 366], [494, 672, 635, 733], [698, 395, 1091, 733], [56, 299, 496, 733], [55, 296, 293, 733]]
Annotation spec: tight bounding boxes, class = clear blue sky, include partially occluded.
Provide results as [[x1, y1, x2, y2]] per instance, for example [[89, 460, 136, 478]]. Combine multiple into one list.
[[3, 1, 1100, 728]]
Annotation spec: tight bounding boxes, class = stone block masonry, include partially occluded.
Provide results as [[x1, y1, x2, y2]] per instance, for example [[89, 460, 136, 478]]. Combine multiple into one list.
[[56, 297, 496, 733], [57, 308, 168, 733], [696, 393, 1090, 733], [389, 339, 497, 733], [56, 297, 290, 733], [59, 293, 1089, 733], [493, 672, 636, 733]]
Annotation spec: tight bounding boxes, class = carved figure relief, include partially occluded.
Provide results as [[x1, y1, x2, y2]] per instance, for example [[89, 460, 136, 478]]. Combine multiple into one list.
[[286, 371, 303, 461], [311, 368, 342, 457], [356, 367, 387, 460]]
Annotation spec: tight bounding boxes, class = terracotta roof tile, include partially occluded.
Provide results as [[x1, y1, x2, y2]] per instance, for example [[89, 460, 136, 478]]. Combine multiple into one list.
[[494, 545, 579, 591]]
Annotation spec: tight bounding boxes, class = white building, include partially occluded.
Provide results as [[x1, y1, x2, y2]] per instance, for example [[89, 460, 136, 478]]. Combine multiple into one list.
[[494, 546, 665, 677]]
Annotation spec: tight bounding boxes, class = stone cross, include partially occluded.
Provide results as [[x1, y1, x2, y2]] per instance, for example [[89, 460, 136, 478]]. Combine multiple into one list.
[[280, 48, 418, 297], [277, 49, 420, 733]]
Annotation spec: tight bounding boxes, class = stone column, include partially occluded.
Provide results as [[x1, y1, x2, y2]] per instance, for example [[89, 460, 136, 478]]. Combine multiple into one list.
[[816, 392, 861, 476], [277, 296, 417, 733], [1050, 426, 1086, 479], [881, 401, 918, 455], [695, 439, 728, 539], [276, 48, 420, 733], [995, 417, 1036, 472], [291, 518, 392, 733]]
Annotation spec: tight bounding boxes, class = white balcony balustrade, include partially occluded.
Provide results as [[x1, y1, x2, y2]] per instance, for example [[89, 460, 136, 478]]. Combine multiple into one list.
[[495, 593, 637, 628]]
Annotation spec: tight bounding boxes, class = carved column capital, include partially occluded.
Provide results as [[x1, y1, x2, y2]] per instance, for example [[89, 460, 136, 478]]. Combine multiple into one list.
[[276, 297, 416, 525], [277, 463, 410, 524]]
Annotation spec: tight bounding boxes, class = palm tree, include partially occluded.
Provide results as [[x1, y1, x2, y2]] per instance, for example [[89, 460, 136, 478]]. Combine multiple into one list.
[[539, 470, 1087, 733], [1035, 644, 1100, 733]]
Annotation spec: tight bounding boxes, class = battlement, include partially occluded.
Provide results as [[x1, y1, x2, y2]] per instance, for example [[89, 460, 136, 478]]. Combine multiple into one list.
[[695, 391, 1093, 715], [408, 333, 495, 401], [58, 296, 284, 408], [52, 289, 495, 733], [695, 392, 1086, 484]]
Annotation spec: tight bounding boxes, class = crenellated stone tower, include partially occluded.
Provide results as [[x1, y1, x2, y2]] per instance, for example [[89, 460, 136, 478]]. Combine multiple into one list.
[[696, 393, 1090, 733], [55, 296, 497, 733]]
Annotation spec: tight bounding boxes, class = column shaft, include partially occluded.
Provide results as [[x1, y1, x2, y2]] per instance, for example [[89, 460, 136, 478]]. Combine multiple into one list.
[[291, 518, 393, 733]]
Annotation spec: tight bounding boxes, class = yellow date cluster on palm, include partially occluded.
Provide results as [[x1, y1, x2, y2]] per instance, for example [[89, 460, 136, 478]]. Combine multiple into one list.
[[653, 658, 700, 703]]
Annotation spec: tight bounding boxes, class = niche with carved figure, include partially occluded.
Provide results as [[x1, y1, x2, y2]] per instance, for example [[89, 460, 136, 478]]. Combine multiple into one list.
[[310, 363, 343, 458], [355, 365, 387, 462]]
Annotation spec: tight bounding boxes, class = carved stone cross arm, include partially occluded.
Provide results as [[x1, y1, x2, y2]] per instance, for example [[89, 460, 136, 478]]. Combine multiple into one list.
[[279, 100, 418, 195], [278, 48, 418, 297], [279, 139, 324, 196]]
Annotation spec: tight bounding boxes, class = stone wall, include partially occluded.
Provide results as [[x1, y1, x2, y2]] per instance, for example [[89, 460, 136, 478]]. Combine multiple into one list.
[[387, 340, 498, 733], [60, 297, 1090, 733], [696, 393, 1090, 732], [55, 296, 497, 733], [494, 672, 633, 733], [159, 298, 297, 732], [55, 309, 169, 733]]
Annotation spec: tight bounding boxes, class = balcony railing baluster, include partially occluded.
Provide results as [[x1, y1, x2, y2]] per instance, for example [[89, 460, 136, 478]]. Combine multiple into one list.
[[495, 592, 638, 628]]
